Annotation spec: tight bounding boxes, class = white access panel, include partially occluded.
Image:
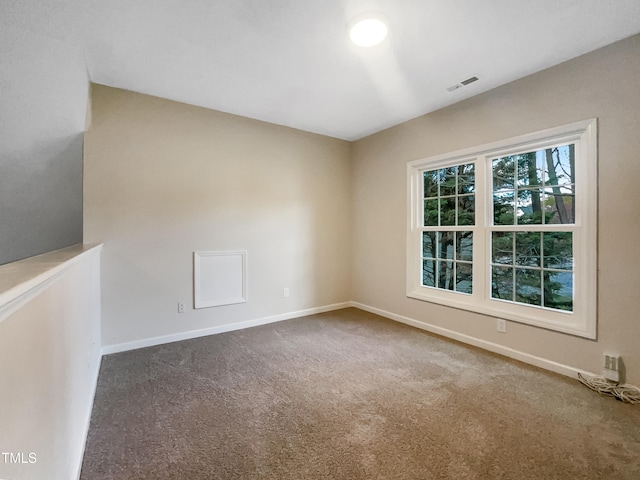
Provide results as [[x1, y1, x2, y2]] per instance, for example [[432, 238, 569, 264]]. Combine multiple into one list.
[[193, 251, 247, 309]]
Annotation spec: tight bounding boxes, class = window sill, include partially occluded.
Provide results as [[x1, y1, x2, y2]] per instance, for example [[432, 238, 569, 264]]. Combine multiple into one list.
[[407, 287, 595, 339]]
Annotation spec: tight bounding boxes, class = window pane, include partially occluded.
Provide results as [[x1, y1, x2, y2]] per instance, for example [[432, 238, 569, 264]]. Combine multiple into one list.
[[422, 259, 435, 287], [515, 232, 541, 267], [516, 152, 544, 187], [437, 232, 455, 260], [456, 263, 473, 294], [493, 191, 515, 225], [424, 199, 438, 226], [544, 145, 574, 187], [457, 195, 475, 225], [458, 163, 475, 194], [490, 231, 573, 313], [422, 232, 436, 259], [544, 189, 574, 224], [515, 268, 541, 306], [493, 157, 515, 191], [494, 146, 577, 228], [456, 232, 473, 261], [517, 189, 544, 225], [543, 232, 573, 270], [422, 230, 474, 294], [441, 167, 457, 196], [492, 232, 513, 265], [543, 271, 573, 311], [440, 197, 456, 226], [424, 163, 477, 230], [492, 266, 513, 301], [437, 260, 454, 290], [423, 170, 439, 198]]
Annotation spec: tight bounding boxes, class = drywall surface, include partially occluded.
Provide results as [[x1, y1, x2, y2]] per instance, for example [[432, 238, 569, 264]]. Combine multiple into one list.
[[84, 85, 352, 348], [0, 244, 102, 480], [0, 2, 87, 265], [0, 134, 84, 265], [351, 34, 640, 385]]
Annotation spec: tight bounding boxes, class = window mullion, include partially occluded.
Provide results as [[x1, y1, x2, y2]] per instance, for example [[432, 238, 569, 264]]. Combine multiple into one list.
[[473, 156, 487, 303]]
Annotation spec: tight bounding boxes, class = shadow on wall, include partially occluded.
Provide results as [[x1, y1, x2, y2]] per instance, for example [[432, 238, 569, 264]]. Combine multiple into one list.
[[0, 133, 84, 265]]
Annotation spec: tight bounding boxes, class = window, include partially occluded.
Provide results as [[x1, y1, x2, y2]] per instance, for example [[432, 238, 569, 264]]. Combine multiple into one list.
[[407, 119, 597, 338], [421, 164, 475, 293]]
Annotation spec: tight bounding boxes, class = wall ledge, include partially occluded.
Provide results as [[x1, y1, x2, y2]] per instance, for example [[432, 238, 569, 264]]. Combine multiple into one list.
[[0, 243, 103, 324]]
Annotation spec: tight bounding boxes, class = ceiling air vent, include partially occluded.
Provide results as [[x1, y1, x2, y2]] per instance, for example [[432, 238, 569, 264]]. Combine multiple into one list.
[[447, 76, 479, 92]]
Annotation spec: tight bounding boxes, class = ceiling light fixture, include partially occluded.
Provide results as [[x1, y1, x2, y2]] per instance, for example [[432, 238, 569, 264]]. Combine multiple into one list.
[[349, 16, 388, 47]]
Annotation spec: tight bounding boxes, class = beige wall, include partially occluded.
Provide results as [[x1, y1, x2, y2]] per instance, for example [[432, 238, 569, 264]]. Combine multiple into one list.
[[0, 246, 102, 480], [84, 85, 352, 348], [351, 34, 640, 385]]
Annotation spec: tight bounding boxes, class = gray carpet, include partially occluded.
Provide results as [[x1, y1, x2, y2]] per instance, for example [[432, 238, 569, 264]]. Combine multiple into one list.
[[81, 308, 640, 479]]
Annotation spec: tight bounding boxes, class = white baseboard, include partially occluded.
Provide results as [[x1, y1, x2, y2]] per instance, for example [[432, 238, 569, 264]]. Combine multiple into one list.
[[349, 301, 598, 380], [101, 302, 350, 355]]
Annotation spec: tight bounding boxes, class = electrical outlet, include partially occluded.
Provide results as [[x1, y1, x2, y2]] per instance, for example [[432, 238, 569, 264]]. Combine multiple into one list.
[[178, 302, 185, 314], [604, 355, 619, 371], [283, 287, 290, 298], [496, 319, 507, 333]]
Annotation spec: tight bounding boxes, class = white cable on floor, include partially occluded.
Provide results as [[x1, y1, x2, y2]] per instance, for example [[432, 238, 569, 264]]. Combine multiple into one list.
[[578, 373, 640, 404]]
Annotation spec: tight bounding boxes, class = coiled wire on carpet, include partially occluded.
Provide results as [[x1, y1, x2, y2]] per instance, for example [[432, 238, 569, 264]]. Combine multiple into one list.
[[578, 373, 640, 404]]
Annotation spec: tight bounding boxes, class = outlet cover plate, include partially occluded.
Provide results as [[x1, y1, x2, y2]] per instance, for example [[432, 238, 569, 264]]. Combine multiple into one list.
[[497, 319, 507, 333]]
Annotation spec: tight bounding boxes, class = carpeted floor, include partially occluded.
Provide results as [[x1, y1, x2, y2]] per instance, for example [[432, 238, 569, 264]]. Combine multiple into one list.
[[80, 308, 640, 479]]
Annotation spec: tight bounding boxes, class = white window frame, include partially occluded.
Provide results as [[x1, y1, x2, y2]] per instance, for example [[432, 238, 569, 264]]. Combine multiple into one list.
[[406, 119, 597, 338]]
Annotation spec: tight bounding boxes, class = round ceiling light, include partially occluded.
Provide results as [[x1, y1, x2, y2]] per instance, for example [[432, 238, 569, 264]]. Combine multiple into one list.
[[349, 17, 388, 47]]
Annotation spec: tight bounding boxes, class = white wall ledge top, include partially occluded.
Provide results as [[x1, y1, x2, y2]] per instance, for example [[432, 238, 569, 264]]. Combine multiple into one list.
[[0, 243, 103, 324]]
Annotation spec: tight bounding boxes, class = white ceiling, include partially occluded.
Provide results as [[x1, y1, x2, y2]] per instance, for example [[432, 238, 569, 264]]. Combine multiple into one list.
[[3, 0, 640, 141]]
